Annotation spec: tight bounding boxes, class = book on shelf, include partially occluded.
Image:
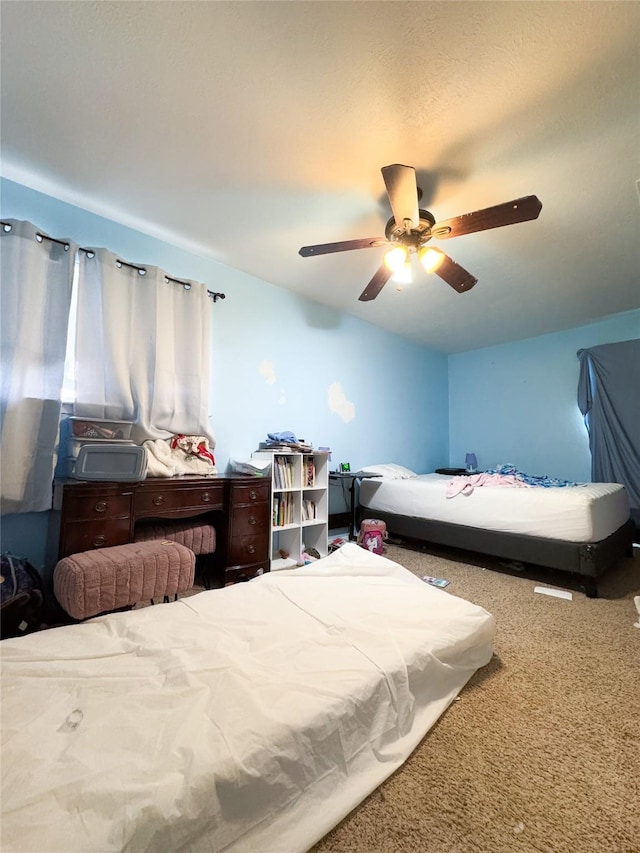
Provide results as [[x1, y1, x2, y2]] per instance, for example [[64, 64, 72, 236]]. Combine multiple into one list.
[[273, 493, 294, 527], [273, 456, 295, 490], [304, 457, 315, 487], [301, 498, 316, 522]]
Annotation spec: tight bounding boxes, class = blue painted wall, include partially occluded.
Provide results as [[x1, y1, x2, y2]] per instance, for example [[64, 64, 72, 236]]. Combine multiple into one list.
[[0, 178, 449, 569], [449, 310, 640, 481], [2, 177, 637, 572]]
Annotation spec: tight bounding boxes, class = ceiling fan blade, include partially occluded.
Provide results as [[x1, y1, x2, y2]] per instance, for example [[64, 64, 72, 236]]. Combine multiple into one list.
[[433, 253, 478, 293], [299, 237, 386, 257], [381, 164, 420, 230], [358, 265, 393, 302], [432, 195, 542, 239]]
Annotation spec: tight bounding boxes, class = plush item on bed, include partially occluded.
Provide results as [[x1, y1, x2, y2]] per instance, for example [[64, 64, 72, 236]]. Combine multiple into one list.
[[53, 540, 195, 620], [133, 519, 216, 555], [359, 463, 418, 479]]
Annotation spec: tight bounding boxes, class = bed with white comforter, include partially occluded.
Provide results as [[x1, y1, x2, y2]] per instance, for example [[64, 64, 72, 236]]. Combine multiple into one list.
[[359, 473, 634, 595], [0, 543, 494, 853]]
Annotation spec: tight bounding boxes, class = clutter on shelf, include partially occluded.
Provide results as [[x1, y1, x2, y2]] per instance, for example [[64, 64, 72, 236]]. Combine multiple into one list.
[[257, 431, 313, 452]]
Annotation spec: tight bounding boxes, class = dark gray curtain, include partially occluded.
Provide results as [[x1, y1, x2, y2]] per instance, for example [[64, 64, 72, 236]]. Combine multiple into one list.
[[577, 339, 640, 527]]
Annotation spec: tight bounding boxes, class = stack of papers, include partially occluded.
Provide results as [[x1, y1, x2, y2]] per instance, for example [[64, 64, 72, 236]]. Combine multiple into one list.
[[229, 458, 272, 476]]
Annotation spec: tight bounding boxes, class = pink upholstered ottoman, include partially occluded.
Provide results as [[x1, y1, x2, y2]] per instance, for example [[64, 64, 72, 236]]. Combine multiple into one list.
[[133, 519, 215, 555], [53, 540, 195, 620]]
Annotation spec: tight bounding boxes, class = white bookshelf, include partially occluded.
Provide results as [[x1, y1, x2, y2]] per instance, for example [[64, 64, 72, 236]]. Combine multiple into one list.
[[251, 450, 329, 571]]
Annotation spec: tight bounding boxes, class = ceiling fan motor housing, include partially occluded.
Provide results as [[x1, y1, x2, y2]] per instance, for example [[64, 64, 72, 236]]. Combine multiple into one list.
[[385, 209, 437, 251]]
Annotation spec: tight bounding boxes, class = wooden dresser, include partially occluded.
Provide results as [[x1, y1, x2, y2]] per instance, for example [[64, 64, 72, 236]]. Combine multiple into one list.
[[49, 475, 271, 587]]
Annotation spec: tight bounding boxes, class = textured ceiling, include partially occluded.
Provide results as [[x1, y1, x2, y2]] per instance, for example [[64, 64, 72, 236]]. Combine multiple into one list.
[[1, 1, 639, 353]]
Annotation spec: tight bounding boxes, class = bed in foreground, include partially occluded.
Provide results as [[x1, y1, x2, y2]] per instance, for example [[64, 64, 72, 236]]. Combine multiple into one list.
[[0, 543, 494, 853], [358, 472, 635, 596]]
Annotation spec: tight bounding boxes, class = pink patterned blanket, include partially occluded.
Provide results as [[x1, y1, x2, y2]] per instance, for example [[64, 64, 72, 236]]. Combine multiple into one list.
[[446, 473, 530, 498]]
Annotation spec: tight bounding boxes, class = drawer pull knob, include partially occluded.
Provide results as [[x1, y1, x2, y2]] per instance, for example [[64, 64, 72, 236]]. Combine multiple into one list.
[[95, 501, 108, 513], [249, 490, 258, 501], [152, 495, 165, 506], [201, 493, 212, 503], [248, 516, 257, 525], [92, 535, 106, 547], [247, 544, 256, 555]]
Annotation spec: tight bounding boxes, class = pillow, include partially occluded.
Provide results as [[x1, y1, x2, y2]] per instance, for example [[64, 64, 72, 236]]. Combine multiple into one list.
[[359, 463, 418, 479]]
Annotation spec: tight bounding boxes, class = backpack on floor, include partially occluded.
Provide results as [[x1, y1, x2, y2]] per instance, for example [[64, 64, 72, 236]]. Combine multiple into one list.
[[1, 553, 44, 639], [357, 518, 388, 556]]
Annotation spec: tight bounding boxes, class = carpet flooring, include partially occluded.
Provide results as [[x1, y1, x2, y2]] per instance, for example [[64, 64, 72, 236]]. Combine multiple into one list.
[[309, 541, 640, 853]]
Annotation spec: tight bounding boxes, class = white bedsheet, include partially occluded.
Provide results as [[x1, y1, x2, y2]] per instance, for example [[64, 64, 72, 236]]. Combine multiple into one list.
[[0, 544, 494, 853], [360, 474, 629, 542]]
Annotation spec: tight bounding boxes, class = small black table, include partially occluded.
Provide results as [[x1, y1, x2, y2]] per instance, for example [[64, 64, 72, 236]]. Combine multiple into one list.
[[328, 472, 382, 540]]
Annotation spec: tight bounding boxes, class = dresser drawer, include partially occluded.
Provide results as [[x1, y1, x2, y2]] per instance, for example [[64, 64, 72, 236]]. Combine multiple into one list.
[[228, 533, 269, 566], [60, 518, 131, 557], [135, 484, 224, 515], [63, 492, 132, 521], [224, 562, 269, 585], [229, 502, 270, 536], [230, 481, 270, 505]]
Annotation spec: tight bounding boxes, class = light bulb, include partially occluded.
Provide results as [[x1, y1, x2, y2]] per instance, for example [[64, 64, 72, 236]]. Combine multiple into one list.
[[392, 259, 412, 285], [419, 247, 444, 273], [383, 245, 408, 272]]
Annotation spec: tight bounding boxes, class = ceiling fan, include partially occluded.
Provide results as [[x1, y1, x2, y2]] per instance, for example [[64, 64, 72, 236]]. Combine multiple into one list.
[[299, 164, 542, 302]]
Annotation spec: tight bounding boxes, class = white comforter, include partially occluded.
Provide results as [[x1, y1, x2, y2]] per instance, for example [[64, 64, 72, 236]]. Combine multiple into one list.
[[0, 544, 494, 853], [360, 474, 630, 542]]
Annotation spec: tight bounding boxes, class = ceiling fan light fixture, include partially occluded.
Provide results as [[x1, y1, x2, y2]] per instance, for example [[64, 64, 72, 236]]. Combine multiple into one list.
[[383, 245, 408, 272], [392, 258, 413, 285], [419, 247, 444, 273], [299, 161, 542, 303]]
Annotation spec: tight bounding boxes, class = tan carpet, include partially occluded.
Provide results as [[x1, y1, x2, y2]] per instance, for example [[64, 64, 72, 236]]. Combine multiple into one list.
[[309, 542, 640, 853]]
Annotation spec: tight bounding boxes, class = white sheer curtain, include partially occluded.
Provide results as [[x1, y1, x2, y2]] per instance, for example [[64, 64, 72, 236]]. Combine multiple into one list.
[[73, 248, 213, 445], [1, 220, 76, 513]]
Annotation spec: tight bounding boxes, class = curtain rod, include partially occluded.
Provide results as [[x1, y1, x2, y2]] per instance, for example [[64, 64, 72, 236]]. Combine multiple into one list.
[[1, 222, 226, 302]]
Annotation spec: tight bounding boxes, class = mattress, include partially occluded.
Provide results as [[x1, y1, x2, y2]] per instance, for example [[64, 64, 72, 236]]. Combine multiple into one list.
[[359, 474, 630, 543], [0, 543, 494, 853]]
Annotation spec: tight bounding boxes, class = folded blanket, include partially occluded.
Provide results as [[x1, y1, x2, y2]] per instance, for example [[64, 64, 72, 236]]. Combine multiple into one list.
[[143, 434, 216, 478]]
